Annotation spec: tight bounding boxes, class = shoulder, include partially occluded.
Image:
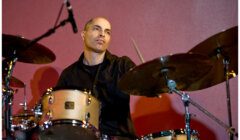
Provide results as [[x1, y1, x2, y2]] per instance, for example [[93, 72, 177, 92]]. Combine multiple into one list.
[[61, 60, 79, 75], [107, 51, 134, 63], [118, 55, 135, 68], [56, 59, 80, 87], [106, 51, 136, 72], [61, 53, 84, 74]]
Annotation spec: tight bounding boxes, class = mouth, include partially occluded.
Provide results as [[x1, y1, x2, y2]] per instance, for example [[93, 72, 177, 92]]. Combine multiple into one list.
[[96, 39, 105, 44]]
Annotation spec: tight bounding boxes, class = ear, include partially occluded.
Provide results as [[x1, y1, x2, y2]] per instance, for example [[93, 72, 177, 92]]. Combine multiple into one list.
[[81, 31, 85, 40]]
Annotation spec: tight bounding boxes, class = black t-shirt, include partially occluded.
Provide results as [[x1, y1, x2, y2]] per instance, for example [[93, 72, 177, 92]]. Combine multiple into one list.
[[55, 51, 136, 138]]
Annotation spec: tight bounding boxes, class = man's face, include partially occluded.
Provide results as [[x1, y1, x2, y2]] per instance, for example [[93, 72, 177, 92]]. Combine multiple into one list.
[[81, 18, 111, 53]]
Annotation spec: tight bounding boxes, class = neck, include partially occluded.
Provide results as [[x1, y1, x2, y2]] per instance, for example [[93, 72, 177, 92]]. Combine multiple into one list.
[[83, 50, 106, 66]]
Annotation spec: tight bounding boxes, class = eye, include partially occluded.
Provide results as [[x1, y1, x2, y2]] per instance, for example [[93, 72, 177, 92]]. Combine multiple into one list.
[[93, 26, 100, 31], [106, 31, 111, 35]]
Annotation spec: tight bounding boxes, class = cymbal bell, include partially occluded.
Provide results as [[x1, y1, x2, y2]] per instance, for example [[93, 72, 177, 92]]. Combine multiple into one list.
[[3, 34, 56, 64], [188, 26, 238, 88], [118, 53, 213, 97]]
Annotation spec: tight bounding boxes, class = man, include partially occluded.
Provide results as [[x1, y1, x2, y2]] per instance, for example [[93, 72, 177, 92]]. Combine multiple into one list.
[[55, 17, 136, 139]]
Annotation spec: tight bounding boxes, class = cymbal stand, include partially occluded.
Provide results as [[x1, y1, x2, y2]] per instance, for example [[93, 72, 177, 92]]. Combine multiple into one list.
[[166, 79, 238, 139], [161, 69, 191, 140], [2, 54, 18, 138], [223, 57, 236, 140], [216, 46, 236, 140], [167, 79, 191, 140], [19, 84, 28, 111]]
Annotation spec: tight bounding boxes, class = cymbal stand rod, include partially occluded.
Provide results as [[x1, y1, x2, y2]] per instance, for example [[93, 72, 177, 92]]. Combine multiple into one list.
[[160, 67, 171, 88], [167, 79, 238, 138], [223, 58, 234, 140], [167, 80, 191, 140], [24, 85, 27, 110], [5, 56, 18, 88], [20, 84, 28, 110], [3, 55, 18, 138], [2, 88, 14, 136], [182, 93, 191, 140]]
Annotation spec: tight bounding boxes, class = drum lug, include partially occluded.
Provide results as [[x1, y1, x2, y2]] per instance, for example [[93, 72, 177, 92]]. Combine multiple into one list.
[[47, 110, 53, 120], [42, 120, 52, 129], [45, 87, 53, 104], [82, 112, 91, 128], [85, 112, 90, 122], [85, 90, 92, 105], [147, 134, 153, 140], [86, 96, 92, 105], [48, 95, 54, 104], [46, 88, 53, 94]]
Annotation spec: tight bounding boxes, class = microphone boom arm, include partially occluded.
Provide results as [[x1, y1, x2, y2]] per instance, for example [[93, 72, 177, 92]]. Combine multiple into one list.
[[29, 18, 71, 48]]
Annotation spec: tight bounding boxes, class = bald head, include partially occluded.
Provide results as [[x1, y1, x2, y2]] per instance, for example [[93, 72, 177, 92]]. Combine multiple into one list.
[[83, 17, 111, 31], [81, 16, 112, 55]]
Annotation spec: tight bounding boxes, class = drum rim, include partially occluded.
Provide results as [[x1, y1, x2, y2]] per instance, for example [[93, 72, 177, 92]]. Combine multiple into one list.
[[41, 87, 94, 98], [142, 128, 199, 138], [53, 87, 91, 92], [42, 119, 99, 132]]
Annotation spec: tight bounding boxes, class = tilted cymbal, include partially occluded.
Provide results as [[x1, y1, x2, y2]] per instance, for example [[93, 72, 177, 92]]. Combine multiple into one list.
[[3, 34, 56, 64], [2, 76, 25, 88], [2, 59, 25, 88], [118, 53, 213, 97], [188, 26, 238, 88]]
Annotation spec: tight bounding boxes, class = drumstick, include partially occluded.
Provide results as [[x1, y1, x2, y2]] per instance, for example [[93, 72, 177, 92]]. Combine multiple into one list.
[[131, 38, 145, 63], [130, 39, 150, 97], [131, 38, 164, 97]]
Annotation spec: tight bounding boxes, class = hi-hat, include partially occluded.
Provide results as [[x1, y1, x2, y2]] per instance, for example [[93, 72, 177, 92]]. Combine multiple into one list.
[[118, 53, 213, 97], [188, 26, 238, 88], [12, 110, 37, 130], [13, 110, 35, 118], [3, 34, 56, 64]]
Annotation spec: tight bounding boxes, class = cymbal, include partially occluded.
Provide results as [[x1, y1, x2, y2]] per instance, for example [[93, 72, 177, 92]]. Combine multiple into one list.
[[188, 26, 238, 88], [12, 111, 36, 126], [13, 110, 35, 118], [118, 53, 213, 97], [3, 34, 56, 64], [13, 113, 34, 118], [2, 76, 25, 88]]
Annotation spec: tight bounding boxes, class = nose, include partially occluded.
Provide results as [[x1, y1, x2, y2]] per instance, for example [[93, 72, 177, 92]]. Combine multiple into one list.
[[99, 30, 105, 37]]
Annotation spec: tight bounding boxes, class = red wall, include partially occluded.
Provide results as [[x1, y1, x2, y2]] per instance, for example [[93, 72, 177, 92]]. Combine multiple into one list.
[[2, 0, 238, 140]]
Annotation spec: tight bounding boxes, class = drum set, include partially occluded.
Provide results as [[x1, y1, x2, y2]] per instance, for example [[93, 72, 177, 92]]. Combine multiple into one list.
[[2, 25, 238, 140]]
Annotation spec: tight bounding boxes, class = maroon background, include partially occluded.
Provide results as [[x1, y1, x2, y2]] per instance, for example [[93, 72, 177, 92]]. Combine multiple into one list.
[[2, 0, 238, 140]]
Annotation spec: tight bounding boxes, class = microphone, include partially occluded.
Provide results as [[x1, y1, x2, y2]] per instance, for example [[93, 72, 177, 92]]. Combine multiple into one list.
[[65, 0, 78, 33]]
